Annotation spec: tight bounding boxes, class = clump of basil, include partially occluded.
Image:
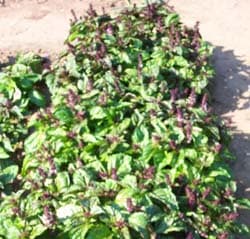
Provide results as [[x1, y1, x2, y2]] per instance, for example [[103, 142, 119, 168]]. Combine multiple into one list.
[[0, 53, 48, 193], [0, 2, 249, 239]]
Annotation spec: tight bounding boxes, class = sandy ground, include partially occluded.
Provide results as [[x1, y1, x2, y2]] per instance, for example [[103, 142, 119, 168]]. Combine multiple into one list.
[[0, 0, 250, 234]]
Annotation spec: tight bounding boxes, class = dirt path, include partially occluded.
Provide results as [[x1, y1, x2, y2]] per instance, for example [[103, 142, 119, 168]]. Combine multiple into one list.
[[0, 0, 250, 233]]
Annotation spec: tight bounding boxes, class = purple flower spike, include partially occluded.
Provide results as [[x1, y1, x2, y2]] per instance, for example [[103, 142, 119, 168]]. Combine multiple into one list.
[[70, 9, 78, 22], [185, 122, 192, 143], [165, 174, 172, 186], [188, 88, 196, 107], [137, 54, 143, 77], [115, 220, 126, 229], [50, 164, 57, 177], [170, 88, 178, 102], [218, 232, 229, 239], [67, 131, 76, 139], [214, 143, 222, 153], [176, 108, 183, 127], [12, 207, 20, 216], [42, 205, 55, 228], [201, 93, 208, 112], [186, 232, 194, 239], [87, 4, 97, 17], [126, 198, 134, 213], [106, 24, 114, 35], [224, 188, 233, 198], [157, 16, 163, 32], [38, 167, 47, 179], [67, 89, 80, 108], [191, 21, 201, 50], [169, 140, 177, 150], [222, 212, 239, 221], [185, 186, 196, 208], [98, 171, 108, 179], [111, 168, 118, 180], [86, 79, 93, 92], [202, 187, 211, 199], [143, 166, 155, 179]]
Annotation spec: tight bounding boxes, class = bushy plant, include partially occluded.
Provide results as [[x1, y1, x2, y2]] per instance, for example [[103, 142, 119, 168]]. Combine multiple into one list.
[[0, 2, 249, 239], [0, 53, 47, 193]]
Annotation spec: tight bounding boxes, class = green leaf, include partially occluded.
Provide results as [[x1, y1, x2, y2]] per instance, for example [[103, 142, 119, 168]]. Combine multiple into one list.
[[183, 148, 197, 161], [82, 133, 98, 143], [121, 227, 131, 239], [56, 204, 82, 219], [164, 13, 180, 27], [208, 166, 231, 179], [155, 216, 184, 234], [116, 118, 131, 134], [0, 147, 9, 159], [115, 188, 135, 208], [24, 131, 45, 153], [120, 175, 137, 188], [65, 54, 81, 78], [19, 74, 41, 89], [120, 51, 131, 64], [86, 224, 112, 239], [30, 224, 47, 239], [2, 138, 14, 152], [0, 165, 18, 185], [22, 156, 40, 175], [232, 223, 250, 235], [29, 90, 46, 107], [1, 219, 20, 239], [54, 106, 73, 124], [73, 169, 92, 187], [128, 212, 149, 238], [90, 106, 106, 119], [69, 223, 91, 239], [236, 198, 250, 209], [140, 144, 156, 163], [151, 188, 179, 211], [55, 172, 70, 191]]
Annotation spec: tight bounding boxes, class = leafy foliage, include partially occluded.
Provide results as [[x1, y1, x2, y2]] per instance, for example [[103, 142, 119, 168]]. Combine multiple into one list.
[[0, 53, 48, 192], [0, 2, 249, 239]]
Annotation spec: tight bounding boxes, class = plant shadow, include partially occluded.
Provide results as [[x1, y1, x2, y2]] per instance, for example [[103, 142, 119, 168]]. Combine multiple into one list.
[[0, 56, 15, 70], [211, 46, 250, 114], [211, 46, 250, 237]]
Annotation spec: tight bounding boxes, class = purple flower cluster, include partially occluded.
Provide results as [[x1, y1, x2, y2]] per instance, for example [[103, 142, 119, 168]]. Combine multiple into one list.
[[201, 93, 208, 112], [191, 21, 201, 51], [170, 88, 178, 102], [186, 232, 193, 239], [126, 198, 141, 213], [185, 186, 196, 208], [143, 166, 155, 179], [218, 232, 229, 239], [202, 187, 211, 200], [38, 167, 48, 181], [42, 205, 56, 228], [185, 122, 192, 143], [188, 88, 196, 107], [67, 89, 80, 109], [48, 156, 57, 177], [87, 4, 97, 18], [222, 212, 239, 222], [98, 168, 118, 181], [176, 108, 183, 127]]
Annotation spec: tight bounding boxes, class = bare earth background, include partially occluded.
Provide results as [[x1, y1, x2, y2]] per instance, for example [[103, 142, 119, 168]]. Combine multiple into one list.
[[0, 0, 249, 235]]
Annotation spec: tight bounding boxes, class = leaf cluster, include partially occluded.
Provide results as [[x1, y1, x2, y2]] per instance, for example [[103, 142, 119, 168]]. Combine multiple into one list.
[[0, 2, 249, 239]]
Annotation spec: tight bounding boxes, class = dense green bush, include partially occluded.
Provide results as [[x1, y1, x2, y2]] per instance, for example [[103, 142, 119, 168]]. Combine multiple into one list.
[[0, 53, 47, 192], [0, 2, 249, 239]]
